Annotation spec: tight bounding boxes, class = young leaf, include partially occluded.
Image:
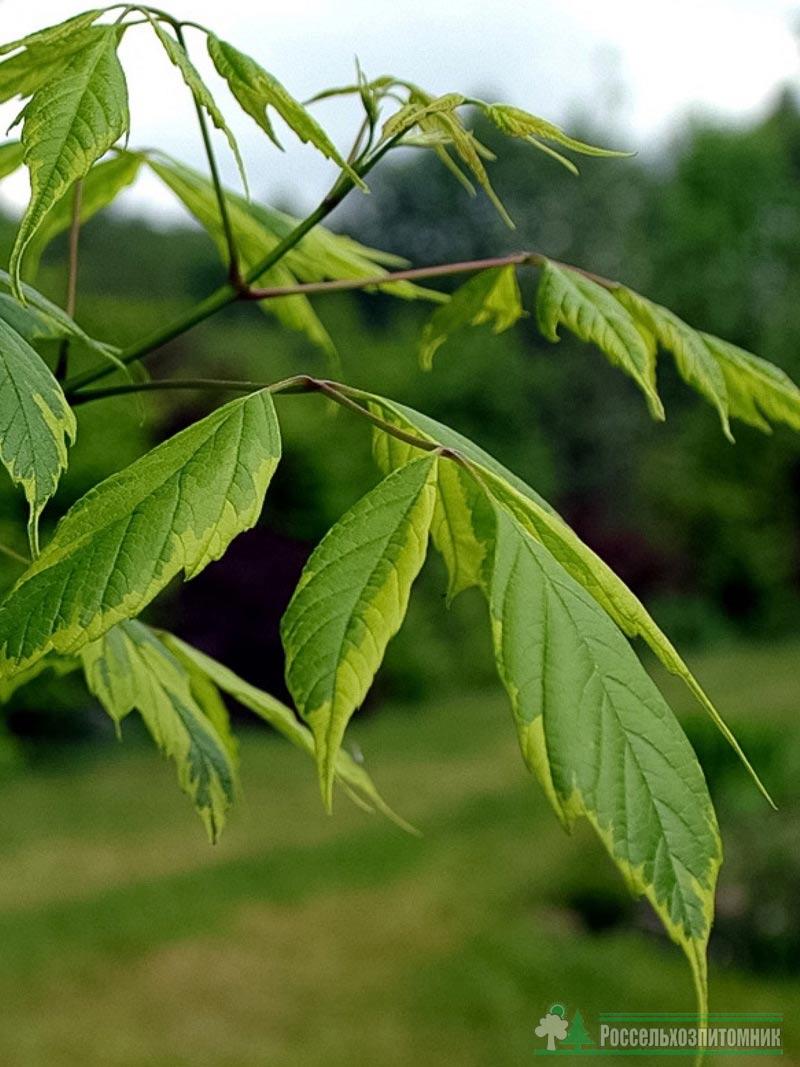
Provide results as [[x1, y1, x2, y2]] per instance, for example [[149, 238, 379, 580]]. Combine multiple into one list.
[[0, 318, 76, 555], [0, 25, 107, 106], [418, 266, 525, 369], [701, 333, 800, 434], [9, 26, 130, 297], [207, 36, 366, 189], [281, 456, 438, 809], [616, 287, 732, 440], [81, 621, 237, 841], [382, 93, 465, 140], [148, 22, 248, 194], [0, 10, 103, 58], [536, 260, 664, 420], [164, 632, 415, 831], [486, 503, 720, 1015], [0, 141, 23, 180], [0, 390, 281, 675], [23, 151, 142, 278], [364, 392, 771, 804], [480, 102, 631, 174]]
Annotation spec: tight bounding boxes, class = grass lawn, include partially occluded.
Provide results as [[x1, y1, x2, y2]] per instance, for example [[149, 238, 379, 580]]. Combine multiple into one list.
[[0, 638, 797, 1065]]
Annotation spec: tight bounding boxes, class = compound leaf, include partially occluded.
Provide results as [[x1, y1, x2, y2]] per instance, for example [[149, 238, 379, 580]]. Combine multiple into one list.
[[364, 392, 771, 804], [9, 26, 129, 297], [486, 503, 720, 1015], [419, 266, 525, 369], [164, 633, 415, 831], [281, 455, 437, 809], [82, 620, 237, 841], [616, 287, 731, 440], [0, 317, 76, 554], [702, 333, 800, 435], [0, 389, 281, 675], [536, 260, 664, 420], [207, 35, 365, 189]]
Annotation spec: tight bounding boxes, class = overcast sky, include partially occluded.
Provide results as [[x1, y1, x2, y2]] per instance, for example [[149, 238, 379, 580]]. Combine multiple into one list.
[[1, 0, 798, 223]]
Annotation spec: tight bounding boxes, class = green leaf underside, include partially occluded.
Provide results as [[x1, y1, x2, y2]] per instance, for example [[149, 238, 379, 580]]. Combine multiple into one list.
[[0, 317, 76, 552], [164, 633, 415, 832], [366, 393, 771, 804], [419, 266, 525, 369], [207, 36, 365, 189], [536, 261, 664, 420], [81, 621, 236, 841], [147, 156, 439, 360], [10, 26, 129, 297], [486, 504, 720, 1011], [282, 456, 438, 809], [0, 652, 79, 704], [0, 23, 108, 107], [0, 389, 281, 675], [23, 152, 142, 278], [616, 288, 732, 440], [148, 22, 248, 195]]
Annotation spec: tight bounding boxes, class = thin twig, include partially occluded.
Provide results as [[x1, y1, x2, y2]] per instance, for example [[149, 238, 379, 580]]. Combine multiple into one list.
[[0, 540, 30, 566], [55, 180, 83, 381]]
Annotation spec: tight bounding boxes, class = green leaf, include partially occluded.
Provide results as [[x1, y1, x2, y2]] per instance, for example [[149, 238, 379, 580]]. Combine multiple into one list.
[[281, 456, 438, 809], [207, 35, 365, 190], [164, 632, 416, 832], [0, 389, 281, 675], [701, 333, 800, 435], [364, 392, 772, 805], [536, 260, 664, 420], [0, 269, 121, 359], [0, 317, 76, 554], [9, 26, 130, 298], [0, 24, 107, 106], [81, 621, 237, 841], [480, 102, 631, 175], [0, 652, 79, 704], [485, 503, 720, 1014], [419, 266, 525, 369], [147, 156, 439, 362], [148, 22, 248, 195], [382, 93, 465, 140], [0, 10, 103, 58], [616, 288, 732, 440], [23, 151, 142, 278], [0, 141, 23, 179]]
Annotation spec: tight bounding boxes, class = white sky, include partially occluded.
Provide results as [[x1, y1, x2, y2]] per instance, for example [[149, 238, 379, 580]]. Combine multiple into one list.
[[0, 0, 798, 222]]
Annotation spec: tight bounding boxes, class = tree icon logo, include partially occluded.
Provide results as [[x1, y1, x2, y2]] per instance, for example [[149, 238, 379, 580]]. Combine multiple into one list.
[[535, 1003, 569, 1050]]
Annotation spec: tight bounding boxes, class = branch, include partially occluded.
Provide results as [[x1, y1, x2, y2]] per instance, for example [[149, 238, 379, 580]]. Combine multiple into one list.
[[55, 179, 84, 381]]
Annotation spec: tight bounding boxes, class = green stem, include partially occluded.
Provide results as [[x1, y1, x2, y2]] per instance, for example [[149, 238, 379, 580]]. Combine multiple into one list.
[[63, 135, 404, 397], [0, 540, 30, 566], [55, 180, 84, 381]]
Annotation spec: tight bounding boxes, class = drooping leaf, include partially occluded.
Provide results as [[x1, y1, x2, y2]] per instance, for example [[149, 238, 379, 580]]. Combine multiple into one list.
[[382, 93, 465, 140], [281, 456, 438, 809], [616, 287, 732, 440], [147, 156, 440, 361], [0, 652, 79, 703], [23, 151, 142, 278], [0, 141, 23, 179], [164, 633, 416, 832], [0, 269, 121, 359], [207, 35, 365, 189], [0, 23, 107, 106], [0, 317, 76, 554], [147, 21, 248, 195], [536, 260, 664, 420], [485, 503, 720, 1014], [81, 620, 237, 841], [9, 26, 130, 297], [418, 266, 525, 369], [702, 333, 800, 435], [364, 392, 771, 804], [0, 389, 281, 675], [480, 102, 631, 174], [0, 10, 103, 58]]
